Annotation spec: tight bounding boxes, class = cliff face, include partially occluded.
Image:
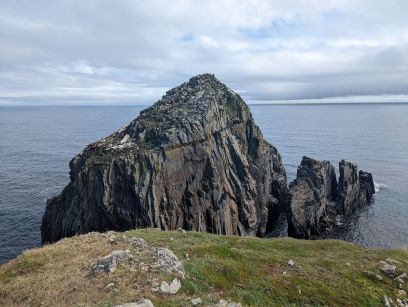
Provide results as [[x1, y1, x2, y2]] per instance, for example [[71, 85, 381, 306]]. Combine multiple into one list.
[[337, 160, 375, 216], [288, 157, 375, 238], [41, 74, 288, 243], [287, 156, 338, 238]]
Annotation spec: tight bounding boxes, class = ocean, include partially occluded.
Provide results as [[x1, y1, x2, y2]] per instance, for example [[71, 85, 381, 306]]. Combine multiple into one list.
[[1, 103, 407, 263]]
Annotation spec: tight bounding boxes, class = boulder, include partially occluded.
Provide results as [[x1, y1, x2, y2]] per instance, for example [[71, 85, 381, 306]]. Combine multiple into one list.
[[90, 250, 132, 273], [287, 156, 338, 238], [41, 74, 288, 243], [380, 263, 397, 276], [159, 278, 181, 294], [153, 247, 185, 278]]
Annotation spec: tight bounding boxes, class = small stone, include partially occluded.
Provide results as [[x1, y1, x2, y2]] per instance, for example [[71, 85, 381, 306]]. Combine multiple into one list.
[[384, 295, 393, 307], [191, 298, 202, 305], [288, 260, 295, 266], [113, 298, 155, 307], [177, 228, 187, 234], [346, 262, 351, 266], [380, 263, 397, 276], [396, 277, 405, 284], [104, 283, 116, 291], [90, 250, 132, 273], [217, 300, 228, 307], [376, 274, 383, 281], [131, 238, 148, 249], [282, 271, 287, 275], [399, 273, 407, 279], [160, 278, 181, 294]]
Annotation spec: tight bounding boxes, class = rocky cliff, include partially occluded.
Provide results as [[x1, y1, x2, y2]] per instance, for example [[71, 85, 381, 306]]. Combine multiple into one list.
[[287, 156, 338, 238], [288, 156, 375, 238], [41, 74, 288, 243], [337, 160, 376, 216]]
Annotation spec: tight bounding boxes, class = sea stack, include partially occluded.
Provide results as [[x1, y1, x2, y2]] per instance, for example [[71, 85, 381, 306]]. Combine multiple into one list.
[[288, 156, 375, 238], [287, 156, 338, 238], [337, 160, 376, 216], [41, 74, 289, 243]]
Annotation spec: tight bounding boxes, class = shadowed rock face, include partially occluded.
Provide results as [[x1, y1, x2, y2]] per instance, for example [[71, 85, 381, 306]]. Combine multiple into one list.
[[288, 157, 375, 238], [337, 160, 375, 216], [41, 74, 288, 243], [287, 156, 338, 238]]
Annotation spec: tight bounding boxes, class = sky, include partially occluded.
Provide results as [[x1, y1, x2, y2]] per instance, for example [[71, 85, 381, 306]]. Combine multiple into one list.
[[1, 0, 408, 105]]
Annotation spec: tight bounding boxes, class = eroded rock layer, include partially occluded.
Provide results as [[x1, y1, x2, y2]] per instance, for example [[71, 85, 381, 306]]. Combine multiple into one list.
[[337, 160, 375, 216], [287, 156, 338, 238], [288, 157, 375, 238], [41, 74, 288, 243]]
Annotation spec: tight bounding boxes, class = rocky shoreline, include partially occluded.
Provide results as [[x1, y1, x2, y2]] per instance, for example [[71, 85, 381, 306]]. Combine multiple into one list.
[[41, 74, 374, 244]]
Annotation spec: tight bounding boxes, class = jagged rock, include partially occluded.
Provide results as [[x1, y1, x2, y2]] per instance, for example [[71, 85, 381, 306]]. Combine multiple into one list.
[[113, 299, 155, 307], [160, 278, 181, 294], [153, 247, 185, 278], [380, 263, 397, 276], [287, 156, 338, 238], [288, 259, 295, 266], [41, 74, 288, 243], [337, 160, 375, 216], [288, 157, 375, 238], [90, 250, 132, 273], [130, 237, 148, 249]]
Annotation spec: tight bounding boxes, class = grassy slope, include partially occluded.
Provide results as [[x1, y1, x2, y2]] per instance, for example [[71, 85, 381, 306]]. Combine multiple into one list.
[[0, 229, 407, 306]]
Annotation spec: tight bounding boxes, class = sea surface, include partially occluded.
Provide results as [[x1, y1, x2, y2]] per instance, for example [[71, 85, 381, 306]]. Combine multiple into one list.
[[1, 104, 407, 263]]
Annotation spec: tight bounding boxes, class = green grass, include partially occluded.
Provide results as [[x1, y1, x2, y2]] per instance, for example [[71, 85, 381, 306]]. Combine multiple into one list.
[[1, 229, 407, 306], [127, 229, 407, 306]]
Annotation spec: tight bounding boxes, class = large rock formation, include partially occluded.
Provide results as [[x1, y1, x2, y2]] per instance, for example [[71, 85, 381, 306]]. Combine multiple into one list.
[[337, 160, 375, 216], [287, 156, 338, 238], [288, 157, 375, 238], [41, 74, 288, 243]]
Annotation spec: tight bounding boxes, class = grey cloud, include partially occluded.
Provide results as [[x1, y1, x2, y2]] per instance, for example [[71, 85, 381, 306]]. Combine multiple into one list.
[[1, 0, 408, 105]]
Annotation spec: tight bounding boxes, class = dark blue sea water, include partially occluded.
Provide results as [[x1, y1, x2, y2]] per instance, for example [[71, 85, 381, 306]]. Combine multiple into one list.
[[1, 104, 407, 263]]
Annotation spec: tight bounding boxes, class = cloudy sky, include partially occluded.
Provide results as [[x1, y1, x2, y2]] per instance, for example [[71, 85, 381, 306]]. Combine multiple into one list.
[[1, 0, 408, 105]]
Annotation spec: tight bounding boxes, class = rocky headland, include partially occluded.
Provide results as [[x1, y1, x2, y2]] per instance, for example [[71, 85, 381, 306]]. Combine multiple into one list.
[[42, 74, 374, 244], [42, 74, 288, 244]]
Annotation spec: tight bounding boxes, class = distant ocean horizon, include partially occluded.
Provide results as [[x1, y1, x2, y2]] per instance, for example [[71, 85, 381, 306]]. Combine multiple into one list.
[[1, 103, 408, 263]]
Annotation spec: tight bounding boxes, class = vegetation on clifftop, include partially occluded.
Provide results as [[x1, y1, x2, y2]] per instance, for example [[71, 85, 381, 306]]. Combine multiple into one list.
[[1, 229, 407, 306]]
